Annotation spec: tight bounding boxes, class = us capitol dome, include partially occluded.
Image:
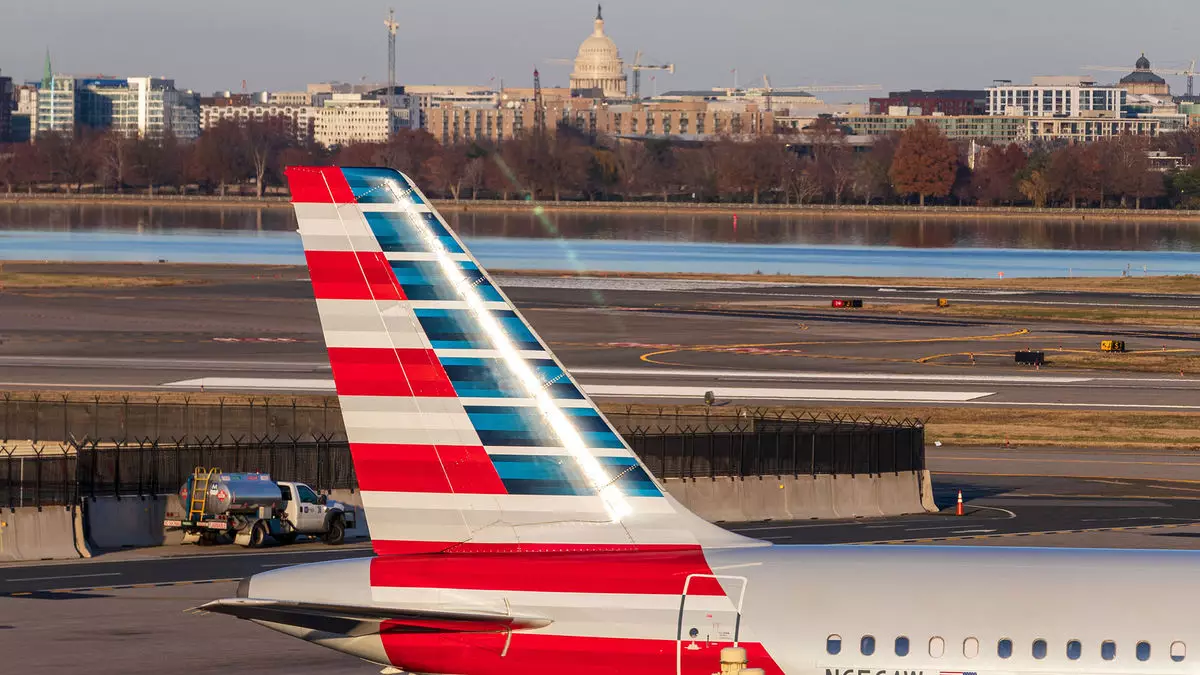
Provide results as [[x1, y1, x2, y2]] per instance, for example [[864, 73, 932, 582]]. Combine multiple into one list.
[[569, 5, 628, 98]]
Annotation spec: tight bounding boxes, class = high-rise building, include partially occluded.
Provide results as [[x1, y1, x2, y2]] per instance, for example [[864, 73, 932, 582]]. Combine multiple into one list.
[[11, 85, 37, 142], [0, 71, 13, 142], [198, 94, 316, 143], [313, 93, 391, 146], [36, 74, 183, 138], [987, 77, 1126, 118], [172, 90, 201, 141]]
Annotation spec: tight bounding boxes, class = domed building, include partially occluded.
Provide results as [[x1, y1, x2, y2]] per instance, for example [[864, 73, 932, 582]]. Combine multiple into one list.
[[1120, 53, 1170, 96], [569, 5, 627, 99]]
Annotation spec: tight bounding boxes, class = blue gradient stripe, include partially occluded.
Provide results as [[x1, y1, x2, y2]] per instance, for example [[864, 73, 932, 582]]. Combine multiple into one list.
[[390, 260, 503, 301], [440, 357, 584, 399], [464, 406, 625, 448], [416, 309, 542, 351], [365, 212, 464, 254], [491, 454, 661, 497], [341, 167, 426, 204]]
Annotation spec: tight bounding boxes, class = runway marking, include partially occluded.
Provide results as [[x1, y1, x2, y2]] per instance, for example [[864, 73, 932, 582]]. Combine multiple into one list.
[[638, 329, 1032, 366], [581, 384, 995, 403], [571, 367, 1092, 385], [938, 456, 1200, 468], [3, 572, 121, 583], [952, 529, 997, 534]]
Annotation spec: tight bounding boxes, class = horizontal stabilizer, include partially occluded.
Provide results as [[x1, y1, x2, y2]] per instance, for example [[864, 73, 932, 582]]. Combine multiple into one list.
[[197, 598, 552, 637]]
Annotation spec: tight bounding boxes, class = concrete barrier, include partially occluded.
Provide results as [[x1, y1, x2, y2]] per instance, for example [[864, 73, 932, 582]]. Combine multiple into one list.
[[919, 470, 939, 513], [84, 497, 170, 549], [0, 506, 86, 562], [664, 472, 926, 523]]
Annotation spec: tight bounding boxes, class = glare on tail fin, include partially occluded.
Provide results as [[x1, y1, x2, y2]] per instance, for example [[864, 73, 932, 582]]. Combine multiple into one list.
[[284, 166, 750, 555]]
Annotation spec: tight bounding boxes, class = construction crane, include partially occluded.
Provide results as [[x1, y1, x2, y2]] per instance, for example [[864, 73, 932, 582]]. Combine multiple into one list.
[[384, 8, 399, 128], [760, 75, 881, 112], [1083, 59, 1198, 97], [631, 50, 674, 101]]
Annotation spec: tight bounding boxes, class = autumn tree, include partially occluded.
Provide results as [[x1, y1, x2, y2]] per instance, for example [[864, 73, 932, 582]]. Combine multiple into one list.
[[780, 152, 820, 204], [190, 120, 247, 196], [244, 118, 294, 197], [1047, 144, 1100, 209], [888, 122, 958, 206], [851, 134, 897, 205], [675, 145, 719, 202], [1019, 170, 1051, 208], [971, 144, 1027, 205]]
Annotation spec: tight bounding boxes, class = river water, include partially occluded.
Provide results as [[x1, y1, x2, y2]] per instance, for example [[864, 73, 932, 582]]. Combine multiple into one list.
[[1, 202, 1199, 277]]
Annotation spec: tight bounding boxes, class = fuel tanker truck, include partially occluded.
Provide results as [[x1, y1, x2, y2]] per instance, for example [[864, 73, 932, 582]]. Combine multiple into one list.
[[164, 469, 355, 547]]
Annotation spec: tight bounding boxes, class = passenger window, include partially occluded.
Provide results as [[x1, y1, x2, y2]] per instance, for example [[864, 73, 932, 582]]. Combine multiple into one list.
[[1067, 640, 1082, 660], [895, 637, 909, 657], [861, 636, 875, 656], [1102, 641, 1116, 661], [929, 637, 945, 658], [1171, 641, 1185, 662], [998, 639, 1013, 659], [964, 637, 979, 659], [1033, 639, 1048, 659], [1137, 641, 1151, 661], [827, 635, 842, 655]]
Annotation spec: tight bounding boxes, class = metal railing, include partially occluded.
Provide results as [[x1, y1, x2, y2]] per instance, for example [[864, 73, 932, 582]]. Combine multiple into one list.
[[0, 411, 924, 508]]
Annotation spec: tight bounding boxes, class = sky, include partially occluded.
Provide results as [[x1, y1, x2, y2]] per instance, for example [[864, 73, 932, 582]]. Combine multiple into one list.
[[3, 0, 1200, 100]]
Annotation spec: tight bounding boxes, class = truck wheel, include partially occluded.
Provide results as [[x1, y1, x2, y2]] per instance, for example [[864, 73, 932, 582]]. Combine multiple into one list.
[[323, 516, 345, 546], [275, 533, 298, 546], [249, 521, 269, 548]]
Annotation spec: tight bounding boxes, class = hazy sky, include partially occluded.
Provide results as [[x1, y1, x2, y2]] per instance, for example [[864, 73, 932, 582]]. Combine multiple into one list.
[[4, 0, 1200, 100]]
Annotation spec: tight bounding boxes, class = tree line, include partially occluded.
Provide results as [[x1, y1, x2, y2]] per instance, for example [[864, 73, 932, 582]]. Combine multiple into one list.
[[4, 118, 1200, 209]]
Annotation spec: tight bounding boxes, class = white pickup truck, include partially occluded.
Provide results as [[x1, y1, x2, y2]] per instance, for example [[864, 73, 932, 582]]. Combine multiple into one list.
[[164, 470, 356, 548]]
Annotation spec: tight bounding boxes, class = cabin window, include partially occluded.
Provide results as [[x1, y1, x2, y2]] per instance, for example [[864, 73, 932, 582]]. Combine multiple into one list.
[[1171, 642, 1186, 662], [998, 639, 1013, 659], [1102, 641, 1117, 661], [895, 637, 909, 657], [1033, 639, 1048, 660], [826, 635, 841, 655], [963, 637, 979, 659], [929, 637, 945, 658], [1137, 641, 1151, 662], [1067, 640, 1082, 660], [861, 636, 875, 656]]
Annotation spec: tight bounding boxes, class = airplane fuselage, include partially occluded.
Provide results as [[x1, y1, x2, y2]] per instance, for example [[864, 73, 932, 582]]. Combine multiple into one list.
[[245, 544, 1200, 675]]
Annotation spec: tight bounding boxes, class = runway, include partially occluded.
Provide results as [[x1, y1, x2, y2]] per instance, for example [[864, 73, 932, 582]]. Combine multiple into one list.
[[2, 266, 1200, 411]]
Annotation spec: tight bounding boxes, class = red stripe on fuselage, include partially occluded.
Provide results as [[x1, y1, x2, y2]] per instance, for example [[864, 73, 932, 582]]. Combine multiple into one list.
[[285, 166, 355, 204], [378, 633, 784, 675], [306, 250, 405, 301], [370, 548, 726, 596]]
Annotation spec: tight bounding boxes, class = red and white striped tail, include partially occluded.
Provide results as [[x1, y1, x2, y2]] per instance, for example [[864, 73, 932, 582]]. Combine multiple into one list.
[[285, 166, 749, 555]]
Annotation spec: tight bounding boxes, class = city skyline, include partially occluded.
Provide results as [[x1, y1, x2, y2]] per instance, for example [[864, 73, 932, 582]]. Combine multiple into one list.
[[3, 0, 1200, 98]]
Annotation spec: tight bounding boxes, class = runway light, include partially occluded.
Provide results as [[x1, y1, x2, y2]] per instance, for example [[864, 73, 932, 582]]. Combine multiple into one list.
[[388, 179, 631, 523]]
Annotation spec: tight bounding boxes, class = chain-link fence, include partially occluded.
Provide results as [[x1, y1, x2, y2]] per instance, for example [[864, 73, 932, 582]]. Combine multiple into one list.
[[0, 409, 924, 508]]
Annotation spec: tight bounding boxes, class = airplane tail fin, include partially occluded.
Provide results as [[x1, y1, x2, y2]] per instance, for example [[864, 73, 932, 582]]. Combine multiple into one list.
[[284, 166, 755, 555]]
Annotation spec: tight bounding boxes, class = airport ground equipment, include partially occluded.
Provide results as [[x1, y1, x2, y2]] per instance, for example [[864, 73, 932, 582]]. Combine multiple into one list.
[[165, 469, 354, 547], [1101, 340, 1127, 352], [1015, 350, 1045, 366]]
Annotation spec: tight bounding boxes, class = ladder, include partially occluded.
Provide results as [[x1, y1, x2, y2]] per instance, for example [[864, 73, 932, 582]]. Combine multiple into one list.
[[188, 467, 220, 521]]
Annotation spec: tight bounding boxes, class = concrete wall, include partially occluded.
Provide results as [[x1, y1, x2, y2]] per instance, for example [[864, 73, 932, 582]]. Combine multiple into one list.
[[84, 496, 172, 549], [0, 506, 88, 561], [663, 471, 928, 522]]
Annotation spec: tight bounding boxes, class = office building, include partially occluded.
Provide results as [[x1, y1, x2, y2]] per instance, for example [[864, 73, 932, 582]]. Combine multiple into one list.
[[36, 75, 182, 138], [987, 77, 1125, 118], [869, 90, 987, 116], [0, 71, 12, 141], [199, 95, 316, 142], [313, 93, 391, 146]]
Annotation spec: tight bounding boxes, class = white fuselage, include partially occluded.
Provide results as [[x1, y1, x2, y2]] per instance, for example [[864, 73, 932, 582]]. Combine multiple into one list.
[[246, 544, 1200, 675]]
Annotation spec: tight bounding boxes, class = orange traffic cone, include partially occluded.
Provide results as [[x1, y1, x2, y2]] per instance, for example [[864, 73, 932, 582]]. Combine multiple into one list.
[[956, 490, 964, 516]]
